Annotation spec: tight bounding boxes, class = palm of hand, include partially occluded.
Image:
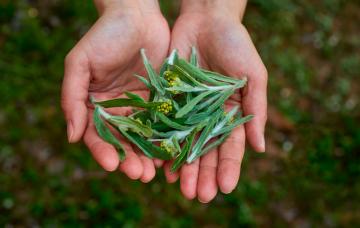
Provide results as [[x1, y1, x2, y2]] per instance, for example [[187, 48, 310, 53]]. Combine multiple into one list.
[[62, 11, 170, 182], [164, 13, 267, 202]]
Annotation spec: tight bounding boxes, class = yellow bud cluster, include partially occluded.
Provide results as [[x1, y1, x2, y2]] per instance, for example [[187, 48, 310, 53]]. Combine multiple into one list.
[[229, 116, 235, 123], [160, 140, 176, 155], [134, 118, 143, 124], [164, 70, 180, 86], [224, 111, 235, 123], [157, 100, 173, 115]]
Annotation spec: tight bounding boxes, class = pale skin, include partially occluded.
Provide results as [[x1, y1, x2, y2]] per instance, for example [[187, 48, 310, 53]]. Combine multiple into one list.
[[61, 0, 267, 203]]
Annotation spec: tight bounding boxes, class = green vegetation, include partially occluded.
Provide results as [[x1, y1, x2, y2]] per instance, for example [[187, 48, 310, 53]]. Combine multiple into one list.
[[0, 0, 359, 226], [93, 48, 251, 168]]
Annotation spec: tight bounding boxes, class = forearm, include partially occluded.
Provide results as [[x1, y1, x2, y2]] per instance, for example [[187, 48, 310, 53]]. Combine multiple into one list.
[[93, 0, 161, 15], [180, 0, 247, 20]]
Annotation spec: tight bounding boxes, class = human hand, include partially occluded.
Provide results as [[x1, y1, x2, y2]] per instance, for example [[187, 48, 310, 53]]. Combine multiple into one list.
[[61, 0, 170, 182], [163, 0, 268, 202]]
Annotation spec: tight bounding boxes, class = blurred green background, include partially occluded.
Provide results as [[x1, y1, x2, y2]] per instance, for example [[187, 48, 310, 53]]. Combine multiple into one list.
[[1, 0, 359, 227]]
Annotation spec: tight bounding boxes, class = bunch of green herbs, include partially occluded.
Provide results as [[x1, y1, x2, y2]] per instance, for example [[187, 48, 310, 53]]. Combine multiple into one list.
[[93, 47, 253, 172]]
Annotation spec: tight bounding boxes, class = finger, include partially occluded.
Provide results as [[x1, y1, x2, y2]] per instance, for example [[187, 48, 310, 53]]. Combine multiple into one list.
[[197, 149, 218, 203], [163, 161, 179, 183], [218, 125, 245, 194], [118, 144, 144, 180], [242, 65, 268, 152], [139, 155, 156, 183], [210, 25, 267, 152], [180, 159, 200, 200], [83, 121, 119, 172], [154, 159, 164, 168], [61, 50, 90, 143]]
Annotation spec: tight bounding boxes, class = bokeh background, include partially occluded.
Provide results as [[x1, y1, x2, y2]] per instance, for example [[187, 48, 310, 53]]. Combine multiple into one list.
[[1, 0, 359, 227]]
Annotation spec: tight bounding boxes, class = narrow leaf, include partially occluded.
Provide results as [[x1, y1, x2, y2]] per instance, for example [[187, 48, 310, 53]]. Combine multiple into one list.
[[167, 49, 178, 65], [95, 98, 161, 109], [93, 106, 126, 161], [175, 90, 214, 118], [165, 83, 207, 93], [176, 59, 227, 86], [190, 46, 198, 67], [125, 91, 144, 102], [134, 74, 153, 90], [201, 132, 231, 155], [159, 58, 169, 77], [213, 115, 254, 136], [156, 112, 190, 130], [193, 92, 222, 112], [107, 115, 153, 137], [119, 129, 172, 160], [187, 109, 224, 163], [171, 136, 182, 154], [171, 129, 197, 172], [206, 89, 234, 113], [185, 112, 211, 125], [201, 69, 247, 86], [173, 65, 206, 87], [140, 49, 165, 95]]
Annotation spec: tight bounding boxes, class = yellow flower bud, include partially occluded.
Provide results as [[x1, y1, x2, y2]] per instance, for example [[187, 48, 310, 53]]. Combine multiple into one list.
[[160, 140, 176, 156], [157, 100, 173, 115]]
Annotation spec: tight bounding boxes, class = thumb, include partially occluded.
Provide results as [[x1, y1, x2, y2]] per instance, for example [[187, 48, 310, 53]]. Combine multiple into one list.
[[61, 50, 90, 143]]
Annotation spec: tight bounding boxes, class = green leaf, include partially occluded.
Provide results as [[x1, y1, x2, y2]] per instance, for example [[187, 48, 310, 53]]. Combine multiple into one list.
[[190, 46, 198, 67], [156, 112, 190, 130], [95, 98, 161, 109], [206, 89, 234, 113], [201, 69, 247, 86], [93, 107, 126, 161], [171, 129, 197, 172], [173, 65, 206, 87], [134, 74, 153, 90], [211, 106, 239, 134], [167, 49, 179, 65], [134, 74, 155, 101], [192, 92, 222, 112], [172, 99, 180, 111], [187, 109, 224, 163], [107, 115, 153, 138], [153, 128, 193, 140], [175, 90, 214, 118], [125, 91, 144, 102], [140, 49, 165, 95], [175, 59, 227, 86], [171, 136, 182, 153], [201, 132, 231, 155], [213, 115, 254, 136], [165, 83, 207, 93], [184, 89, 233, 124], [119, 129, 172, 160], [159, 58, 169, 77], [185, 112, 211, 125]]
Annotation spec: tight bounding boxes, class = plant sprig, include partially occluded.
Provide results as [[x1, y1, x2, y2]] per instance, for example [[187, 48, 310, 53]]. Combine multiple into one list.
[[92, 47, 253, 171]]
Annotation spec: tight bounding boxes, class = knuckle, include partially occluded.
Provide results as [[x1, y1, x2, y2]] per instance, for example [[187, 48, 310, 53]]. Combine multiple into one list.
[[254, 66, 268, 81], [219, 157, 241, 166], [64, 52, 75, 66], [60, 96, 70, 112], [260, 66, 268, 78]]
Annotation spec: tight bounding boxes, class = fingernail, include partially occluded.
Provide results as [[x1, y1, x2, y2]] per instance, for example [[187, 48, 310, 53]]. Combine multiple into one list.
[[198, 198, 209, 204], [67, 120, 74, 143], [259, 136, 266, 152]]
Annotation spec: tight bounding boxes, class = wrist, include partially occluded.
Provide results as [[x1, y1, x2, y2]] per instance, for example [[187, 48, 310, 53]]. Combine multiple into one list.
[[94, 0, 161, 15], [180, 0, 247, 21]]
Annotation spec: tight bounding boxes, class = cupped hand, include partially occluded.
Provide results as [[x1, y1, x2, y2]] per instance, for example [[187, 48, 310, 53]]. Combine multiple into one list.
[[163, 11, 268, 202], [61, 1, 170, 182]]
